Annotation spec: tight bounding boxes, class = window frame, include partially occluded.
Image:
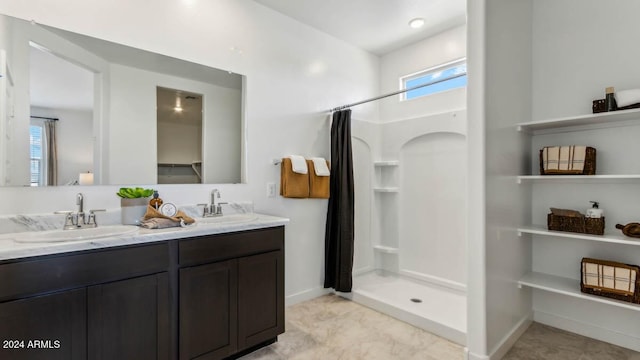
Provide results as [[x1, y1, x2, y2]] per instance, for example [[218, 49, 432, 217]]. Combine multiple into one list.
[[29, 121, 45, 187], [400, 57, 467, 101]]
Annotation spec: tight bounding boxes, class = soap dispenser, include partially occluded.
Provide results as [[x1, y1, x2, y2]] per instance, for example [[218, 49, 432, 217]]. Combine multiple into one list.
[[586, 201, 603, 218], [149, 190, 163, 210]]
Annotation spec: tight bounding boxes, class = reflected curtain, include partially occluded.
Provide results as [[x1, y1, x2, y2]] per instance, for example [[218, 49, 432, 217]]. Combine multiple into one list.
[[44, 120, 57, 186], [324, 109, 355, 292]]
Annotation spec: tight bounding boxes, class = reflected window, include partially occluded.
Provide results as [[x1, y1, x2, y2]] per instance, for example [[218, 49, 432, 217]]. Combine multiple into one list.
[[401, 58, 467, 101], [29, 124, 44, 186]]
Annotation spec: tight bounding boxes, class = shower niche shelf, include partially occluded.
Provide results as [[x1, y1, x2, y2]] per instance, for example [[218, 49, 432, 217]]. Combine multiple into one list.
[[373, 187, 399, 193], [373, 245, 399, 254]]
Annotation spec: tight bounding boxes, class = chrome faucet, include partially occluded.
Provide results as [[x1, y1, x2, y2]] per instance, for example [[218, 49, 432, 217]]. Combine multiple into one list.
[[55, 193, 105, 230], [198, 189, 227, 217]]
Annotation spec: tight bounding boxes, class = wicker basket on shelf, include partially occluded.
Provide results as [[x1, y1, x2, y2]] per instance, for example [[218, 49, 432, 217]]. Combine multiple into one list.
[[581, 257, 640, 304], [539, 146, 596, 175], [547, 209, 604, 236]]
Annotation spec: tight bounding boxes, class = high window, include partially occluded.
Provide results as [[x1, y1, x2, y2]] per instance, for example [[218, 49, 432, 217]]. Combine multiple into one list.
[[401, 58, 467, 101]]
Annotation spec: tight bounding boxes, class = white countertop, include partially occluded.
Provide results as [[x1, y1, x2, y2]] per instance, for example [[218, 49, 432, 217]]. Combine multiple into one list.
[[0, 213, 288, 261]]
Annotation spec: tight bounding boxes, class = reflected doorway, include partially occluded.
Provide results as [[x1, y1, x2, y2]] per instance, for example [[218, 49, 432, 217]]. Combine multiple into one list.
[[156, 87, 203, 184]]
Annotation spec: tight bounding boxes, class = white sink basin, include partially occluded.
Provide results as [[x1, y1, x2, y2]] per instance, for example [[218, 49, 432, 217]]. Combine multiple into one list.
[[11, 225, 139, 243], [196, 213, 259, 225]]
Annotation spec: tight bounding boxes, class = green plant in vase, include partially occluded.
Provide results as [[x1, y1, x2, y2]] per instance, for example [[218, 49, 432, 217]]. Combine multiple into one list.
[[117, 187, 154, 225]]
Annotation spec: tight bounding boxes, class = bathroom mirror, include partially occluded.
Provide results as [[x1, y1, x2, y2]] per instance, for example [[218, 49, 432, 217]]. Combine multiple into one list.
[[0, 13, 244, 186]]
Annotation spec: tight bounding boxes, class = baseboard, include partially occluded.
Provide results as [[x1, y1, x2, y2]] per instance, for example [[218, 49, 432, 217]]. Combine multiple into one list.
[[486, 312, 532, 360], [534, 310, 640, 352], [285, 287, 331, 307], [399, 269, 467, 294], [465, 349, 489, 360]]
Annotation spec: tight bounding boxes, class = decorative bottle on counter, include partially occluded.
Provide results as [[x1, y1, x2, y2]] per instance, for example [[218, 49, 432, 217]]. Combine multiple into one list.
[[149, 190, 163, 210], [605, 87, 617, 112]]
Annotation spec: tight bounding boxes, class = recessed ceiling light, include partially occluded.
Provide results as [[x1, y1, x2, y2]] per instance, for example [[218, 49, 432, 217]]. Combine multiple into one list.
[[409, 18, 425, 29]]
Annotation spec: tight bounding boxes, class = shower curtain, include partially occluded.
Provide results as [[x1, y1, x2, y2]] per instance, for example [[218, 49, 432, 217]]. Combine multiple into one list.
[[324, 109, 355, 292]]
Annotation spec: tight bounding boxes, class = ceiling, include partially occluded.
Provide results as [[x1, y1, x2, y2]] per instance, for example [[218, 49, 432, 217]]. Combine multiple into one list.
[[252, 0, 467, 55]]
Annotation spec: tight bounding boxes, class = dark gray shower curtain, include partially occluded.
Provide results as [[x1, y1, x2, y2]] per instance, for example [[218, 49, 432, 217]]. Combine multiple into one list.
[[324, 109, 355, 292]]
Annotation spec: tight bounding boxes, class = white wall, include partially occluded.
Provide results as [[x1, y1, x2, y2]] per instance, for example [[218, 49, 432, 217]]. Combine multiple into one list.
[[31, 106, 93, 185], [108, 64, 241, 184], [532, 0, 640, 121], [477, 0, 533, 359], [379, 25, 466, 122], [0, 0, 379, 304], [399, 131, 466, 286], [529, 0, 640, 351]]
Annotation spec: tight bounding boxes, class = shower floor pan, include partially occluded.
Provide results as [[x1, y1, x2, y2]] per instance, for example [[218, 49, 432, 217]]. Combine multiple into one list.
[[340, 270, 466, 345]]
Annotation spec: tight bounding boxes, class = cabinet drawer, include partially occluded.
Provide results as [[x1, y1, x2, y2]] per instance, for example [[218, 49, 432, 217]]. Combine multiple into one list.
[[179, 226, 284, 266], [0, 243, 169, 301]]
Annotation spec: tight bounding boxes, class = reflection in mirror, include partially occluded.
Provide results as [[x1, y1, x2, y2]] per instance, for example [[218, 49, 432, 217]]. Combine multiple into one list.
[[157, 87, 203, 184], [0, 13, 244, 186], [30, 42, 94, 187]]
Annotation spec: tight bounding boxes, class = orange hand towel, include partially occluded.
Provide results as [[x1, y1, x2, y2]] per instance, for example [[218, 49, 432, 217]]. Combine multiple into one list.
[[307, 159, 330, 199], [280, 158, 310, 198]]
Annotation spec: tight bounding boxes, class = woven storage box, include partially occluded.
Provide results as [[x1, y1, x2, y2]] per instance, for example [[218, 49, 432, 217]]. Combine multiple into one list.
[[581, 257, 640, 304], [547, 213, 604, 235], [539, 146, 596, 175]]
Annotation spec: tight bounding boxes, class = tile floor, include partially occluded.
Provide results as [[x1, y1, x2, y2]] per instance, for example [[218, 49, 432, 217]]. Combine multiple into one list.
[[239, 294, 640, 360]]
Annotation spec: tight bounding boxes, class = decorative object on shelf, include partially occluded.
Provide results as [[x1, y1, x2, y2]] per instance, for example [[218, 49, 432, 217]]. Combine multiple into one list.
[[539, 146, 596, 175], [605, 86, 618, 112], [547, 207, 605, 235], [615, 222, 640, 238], [592, 99, 606, 114], [615, 88, 640, 110], [581, 257, 640, 304], [116, 187, 155, 225], [585, 201, 604, 218]]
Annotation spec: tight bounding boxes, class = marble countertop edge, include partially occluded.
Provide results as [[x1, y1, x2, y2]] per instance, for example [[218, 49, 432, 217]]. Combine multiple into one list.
[[0, 213, 289, 262]]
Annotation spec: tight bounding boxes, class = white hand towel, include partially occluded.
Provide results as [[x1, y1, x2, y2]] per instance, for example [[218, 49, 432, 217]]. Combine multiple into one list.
[[311, 157, 330, 176], [615, 88, 640, 108], [289, 155, 308, 174]]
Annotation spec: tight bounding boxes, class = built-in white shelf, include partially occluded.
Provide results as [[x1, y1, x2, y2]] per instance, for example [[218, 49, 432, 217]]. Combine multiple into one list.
[[516, 174, 640, 184], [518, 271, 640, 312], [518, 225, 640, 246], [374, 160, 399, 167], [516, 108, 640, 133], [373, 187, 399, 193], [373, 245, 399, 254]]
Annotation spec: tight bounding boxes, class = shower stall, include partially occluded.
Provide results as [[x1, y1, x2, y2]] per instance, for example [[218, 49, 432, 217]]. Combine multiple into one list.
[[341, 109, 467, 345]]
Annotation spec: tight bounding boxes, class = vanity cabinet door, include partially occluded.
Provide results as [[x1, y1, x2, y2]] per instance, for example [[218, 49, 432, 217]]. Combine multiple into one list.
[[0, 288, 86, 360], [88, 273, 170, 360], [237, 250, 284, 350], [179, 260, 238, 360]]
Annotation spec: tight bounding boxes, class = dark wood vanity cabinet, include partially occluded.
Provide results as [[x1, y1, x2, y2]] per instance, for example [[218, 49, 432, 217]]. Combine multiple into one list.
[[178, 226, 285, 360], [88, 273, 170, 360], [0, 225, 285, 360]]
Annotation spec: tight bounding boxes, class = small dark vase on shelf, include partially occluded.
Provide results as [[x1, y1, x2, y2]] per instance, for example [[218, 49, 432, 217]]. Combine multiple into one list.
[[605, 86, 617, 112]]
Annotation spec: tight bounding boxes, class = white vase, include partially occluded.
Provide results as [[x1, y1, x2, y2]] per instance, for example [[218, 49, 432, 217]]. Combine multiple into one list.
[[121, 197, 149, 225]]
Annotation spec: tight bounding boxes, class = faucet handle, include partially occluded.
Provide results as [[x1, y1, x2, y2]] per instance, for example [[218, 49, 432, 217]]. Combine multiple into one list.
[[54, 211, 77, 230], [86, 209, 105, 227], [197, 203, 210, 217], [216, 202, 228, 215]]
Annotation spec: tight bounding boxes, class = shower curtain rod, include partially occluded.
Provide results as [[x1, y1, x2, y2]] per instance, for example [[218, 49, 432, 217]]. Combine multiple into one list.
[[30, 115, 59, 121], [329, 73, 466, 113]]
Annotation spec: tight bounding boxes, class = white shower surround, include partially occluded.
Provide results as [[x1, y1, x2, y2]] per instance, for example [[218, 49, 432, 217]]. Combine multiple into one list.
[[348, 110, 467, 343]]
